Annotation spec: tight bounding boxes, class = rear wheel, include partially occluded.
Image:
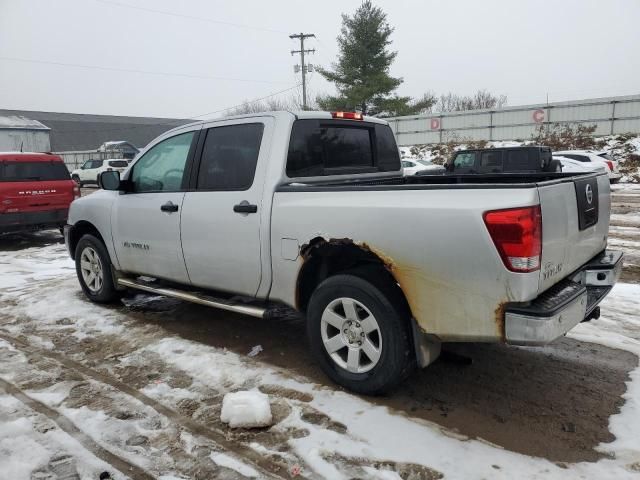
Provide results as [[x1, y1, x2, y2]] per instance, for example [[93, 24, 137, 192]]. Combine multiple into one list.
[[75, 234, 119, 303], [307, 273, 414, 395], [71, 174, 82, 187]]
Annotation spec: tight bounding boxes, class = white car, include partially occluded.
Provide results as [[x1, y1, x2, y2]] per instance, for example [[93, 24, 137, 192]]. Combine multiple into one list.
[[554, 156, 607, 174], [554, 150, 622, 183], [401, 159, 445, 176], [71, 159, 129, 186]]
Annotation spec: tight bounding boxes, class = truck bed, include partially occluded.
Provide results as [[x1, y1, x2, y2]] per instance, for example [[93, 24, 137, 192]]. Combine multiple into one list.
[[277, 171, 594, 191]]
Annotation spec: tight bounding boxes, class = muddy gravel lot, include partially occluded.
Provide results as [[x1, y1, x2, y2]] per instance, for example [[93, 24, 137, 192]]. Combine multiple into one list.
[[0, 185, 639, 479]]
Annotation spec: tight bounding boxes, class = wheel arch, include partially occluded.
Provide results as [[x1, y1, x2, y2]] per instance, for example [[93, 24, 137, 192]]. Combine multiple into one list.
[[68, 220, 108, 261], [296, 237, 412, 318]]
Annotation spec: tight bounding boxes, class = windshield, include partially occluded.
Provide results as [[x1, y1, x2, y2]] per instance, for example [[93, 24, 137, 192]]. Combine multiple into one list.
[[0, 161, 70, 182], [417, 160, 434, 166]]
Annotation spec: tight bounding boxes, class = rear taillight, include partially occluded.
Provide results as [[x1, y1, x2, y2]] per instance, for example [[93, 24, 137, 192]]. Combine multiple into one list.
[[483, 206, 542, 273], [605, 160, 614, 171], [331, 111, 363, 120], [73, 185, 81, 199]]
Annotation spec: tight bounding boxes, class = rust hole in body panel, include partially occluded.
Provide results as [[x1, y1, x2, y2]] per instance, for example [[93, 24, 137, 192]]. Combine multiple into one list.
[[296, 237, 404, 313]]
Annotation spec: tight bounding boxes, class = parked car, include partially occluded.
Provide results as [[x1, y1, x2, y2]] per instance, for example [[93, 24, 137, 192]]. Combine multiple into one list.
[[446, 146, 562, 174], [1, 152, 80, 234], [71, 159, 129, 186], [554, 150, 622, 183], [554, 155, 607, 174], [401, 159, 445, 176], [64, 111, 622, 395]]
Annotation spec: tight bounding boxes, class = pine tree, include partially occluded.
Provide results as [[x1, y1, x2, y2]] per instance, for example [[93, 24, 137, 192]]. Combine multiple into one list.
[[317, 1, 433, 117]]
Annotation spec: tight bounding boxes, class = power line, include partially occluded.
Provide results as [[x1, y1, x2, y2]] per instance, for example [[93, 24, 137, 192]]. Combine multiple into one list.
[[45, 84, 303, 135], [0, 56, 289, 85], [192, 84, 302, 118], [93, 0, 289, 35], [290, 33, 315, 110]]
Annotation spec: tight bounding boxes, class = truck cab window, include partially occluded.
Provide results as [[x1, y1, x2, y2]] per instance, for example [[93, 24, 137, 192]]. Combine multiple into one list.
[[196, 123, 264, 191], [130, 131, 194, 193], [287, 120, 399, 177]]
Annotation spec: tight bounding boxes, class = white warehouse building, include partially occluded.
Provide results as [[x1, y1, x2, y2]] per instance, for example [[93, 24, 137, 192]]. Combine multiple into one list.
[[0, 115, 51, 152]]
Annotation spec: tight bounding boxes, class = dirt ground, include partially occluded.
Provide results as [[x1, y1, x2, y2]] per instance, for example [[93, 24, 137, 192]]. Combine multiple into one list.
[[1, 185, 639, 478]]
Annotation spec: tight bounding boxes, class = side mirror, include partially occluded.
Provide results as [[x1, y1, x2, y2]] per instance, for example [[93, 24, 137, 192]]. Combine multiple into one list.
[[99, 170, 121, 190]]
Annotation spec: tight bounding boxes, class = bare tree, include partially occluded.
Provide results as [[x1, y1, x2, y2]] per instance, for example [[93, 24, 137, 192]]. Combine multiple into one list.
[[435, 89, 507, 112], [224, 94, 303, 117]]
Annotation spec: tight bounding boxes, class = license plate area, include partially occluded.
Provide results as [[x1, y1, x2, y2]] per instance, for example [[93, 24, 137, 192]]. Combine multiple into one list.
[[574, 177, 599, 230]]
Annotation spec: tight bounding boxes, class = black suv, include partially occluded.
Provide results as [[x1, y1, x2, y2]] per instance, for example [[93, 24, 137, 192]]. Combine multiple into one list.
[[446, 146, 561, 174]]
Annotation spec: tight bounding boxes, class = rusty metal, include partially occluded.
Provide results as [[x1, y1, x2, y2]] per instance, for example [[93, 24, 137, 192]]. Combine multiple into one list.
[[495, 301, 507, 342]]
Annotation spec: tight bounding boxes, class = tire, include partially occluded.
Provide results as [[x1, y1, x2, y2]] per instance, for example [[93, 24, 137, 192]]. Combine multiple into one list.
[[610, 178, 620, 184], [307, 273, 414, 395], [72, 175, 82, 187], [75, 234, 120, 303], [546, 159, 562, 173]]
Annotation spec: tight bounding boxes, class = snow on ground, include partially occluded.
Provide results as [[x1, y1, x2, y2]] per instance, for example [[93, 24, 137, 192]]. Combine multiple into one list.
[[1, 239, 640, 478]]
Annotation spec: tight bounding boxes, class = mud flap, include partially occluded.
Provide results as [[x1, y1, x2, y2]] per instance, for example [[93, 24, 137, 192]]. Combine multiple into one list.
[[411, 318, 441, 368]]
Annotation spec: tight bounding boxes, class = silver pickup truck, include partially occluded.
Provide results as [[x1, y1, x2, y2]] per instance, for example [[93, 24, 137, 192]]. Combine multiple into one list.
[[64, 111, 623, 394]]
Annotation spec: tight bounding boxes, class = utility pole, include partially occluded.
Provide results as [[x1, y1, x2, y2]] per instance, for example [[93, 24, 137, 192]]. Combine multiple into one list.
[[290, 32, 315, 110]]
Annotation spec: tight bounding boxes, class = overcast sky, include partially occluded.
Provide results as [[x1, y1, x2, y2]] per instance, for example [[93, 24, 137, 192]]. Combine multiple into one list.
[[1, 0, 639, 119]]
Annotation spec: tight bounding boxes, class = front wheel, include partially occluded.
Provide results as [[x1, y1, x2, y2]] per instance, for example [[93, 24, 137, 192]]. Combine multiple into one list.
[[75, 234, 120, 303], [307, 273, 414, 395]]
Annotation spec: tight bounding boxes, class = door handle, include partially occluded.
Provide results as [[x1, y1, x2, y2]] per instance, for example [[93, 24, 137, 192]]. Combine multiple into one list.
[[233, 201, 258, 214], [160, 201, 179, 213]]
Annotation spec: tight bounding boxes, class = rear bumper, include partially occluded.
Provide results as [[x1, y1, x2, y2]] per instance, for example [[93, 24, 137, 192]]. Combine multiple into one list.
[[504, 250, 623, 346], [0, 209, 68, 234]]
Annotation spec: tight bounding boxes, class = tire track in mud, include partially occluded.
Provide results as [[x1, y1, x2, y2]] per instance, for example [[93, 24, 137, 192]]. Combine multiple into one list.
[[0, 331, 293, 480], [0, 376, 155, 480]]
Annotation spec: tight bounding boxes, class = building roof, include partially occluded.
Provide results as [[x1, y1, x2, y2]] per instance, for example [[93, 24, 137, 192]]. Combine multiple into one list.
[[0, 109, 191, 152], [0, 115, 50, 130]]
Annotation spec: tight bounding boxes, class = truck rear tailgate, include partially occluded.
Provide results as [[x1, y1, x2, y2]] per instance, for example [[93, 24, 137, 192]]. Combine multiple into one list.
[[537, 172, 610, 293]]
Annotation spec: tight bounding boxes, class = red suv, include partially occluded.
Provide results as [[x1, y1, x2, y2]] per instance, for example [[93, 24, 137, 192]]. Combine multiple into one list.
[[0, 152, 80, 235]]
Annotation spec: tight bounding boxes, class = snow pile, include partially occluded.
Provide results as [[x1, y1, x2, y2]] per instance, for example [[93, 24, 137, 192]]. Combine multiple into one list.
[[220, 391, 272, 428]]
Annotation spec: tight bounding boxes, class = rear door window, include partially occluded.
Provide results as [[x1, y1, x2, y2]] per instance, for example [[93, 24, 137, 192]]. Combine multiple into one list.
[[478, 151, 504, 172], [1, 161, 70, 182], [108, 160, 128, 168], [286, 120, 400, 177], [196, 123, 264, 190], [563, 154, 591, 162], [504, 149, 530, 170]]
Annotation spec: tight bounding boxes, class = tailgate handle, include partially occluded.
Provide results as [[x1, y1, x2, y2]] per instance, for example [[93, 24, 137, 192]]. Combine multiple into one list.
[[160, 201, 179, 213], [233, 201, 257, 214]]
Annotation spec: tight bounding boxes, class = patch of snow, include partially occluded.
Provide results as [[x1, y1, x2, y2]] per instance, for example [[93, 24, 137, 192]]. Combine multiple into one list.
[[210, 452, 260, 478], [362, 466, 403, 480], [569, 283, 640, 463], [220, 390, 272, 428], [247, 344, 263, 357]]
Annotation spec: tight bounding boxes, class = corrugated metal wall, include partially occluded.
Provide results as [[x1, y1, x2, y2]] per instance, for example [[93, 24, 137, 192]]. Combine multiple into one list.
[[0, 129, 51, 152], [387, 94, 640, 146]]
